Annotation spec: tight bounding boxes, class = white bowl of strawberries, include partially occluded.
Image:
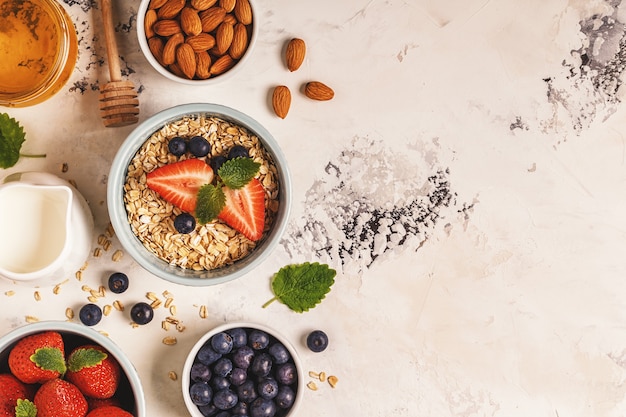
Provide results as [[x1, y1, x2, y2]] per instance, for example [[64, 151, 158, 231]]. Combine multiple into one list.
[[0, 321, 146, 417], [107, 103, 291, 286]]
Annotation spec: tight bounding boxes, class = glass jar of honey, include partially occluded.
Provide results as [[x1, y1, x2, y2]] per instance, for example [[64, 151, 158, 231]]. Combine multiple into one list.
[[0, 0, 78, 107]]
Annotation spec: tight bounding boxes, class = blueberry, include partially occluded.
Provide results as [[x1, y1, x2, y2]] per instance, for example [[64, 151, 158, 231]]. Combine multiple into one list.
[[250, 352, 272, 377], [79, 303, 102, 326], [189, 136, 211, 157], [191, 362, 212, 383], [236, 379, 257, 403], [268, 343, 290, 365], [174, 212, 196, 234], [209, 155, 228, 173], [249, 397, 277, 417], [190, 382, 213, 406], [229, 367, 247, 386], [227, 145, 249, 160], [213, 388, 238, 410], [108, 272, 129, 294], [248, 330, 270, 350], [130, 302, 154, 325], [227, 327, 247, 348], [214, 412, 230, 417], [168, 136, 187, 156], [197, 403, 219, 417], [213, 357, 233, 377], [231, 401, 248, 416], [210, 376, 230, 391], [211, 332, 234, 354], [197, 344, 222, 366], [232, 345, 254, 369], [275, 385, 295, 409], [256, 377, 279, 400], [274, 362, 297, 385], [306, 330, 328, 352]]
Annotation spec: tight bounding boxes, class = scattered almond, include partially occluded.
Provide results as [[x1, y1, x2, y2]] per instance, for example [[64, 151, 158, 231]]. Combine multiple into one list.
[[305, 81, 335, 101], [272, 85, 291, 119], [286, 38, 305, 72]]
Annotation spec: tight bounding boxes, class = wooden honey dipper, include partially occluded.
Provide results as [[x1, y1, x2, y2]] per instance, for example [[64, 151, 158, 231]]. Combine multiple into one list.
[[99, 0, 139, 127]]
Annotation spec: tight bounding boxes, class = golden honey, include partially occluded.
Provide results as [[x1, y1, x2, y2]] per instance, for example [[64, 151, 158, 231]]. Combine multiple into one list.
[[0, 0, 77, 107]]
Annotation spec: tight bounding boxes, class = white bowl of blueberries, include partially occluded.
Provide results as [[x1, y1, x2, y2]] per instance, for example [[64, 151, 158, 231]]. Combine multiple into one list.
[[182, 322, 303, 417]]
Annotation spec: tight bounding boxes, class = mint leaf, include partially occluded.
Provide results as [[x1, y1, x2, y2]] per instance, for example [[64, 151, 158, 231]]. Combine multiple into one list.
[[218, 158, 261, 189], [15, 399, 37, 417], [0, 113, 45, 169], [196, 183, 226, 224], [67, 347, 107, 372], [30, 347, 67, 374], [262, 263, 336, 312]]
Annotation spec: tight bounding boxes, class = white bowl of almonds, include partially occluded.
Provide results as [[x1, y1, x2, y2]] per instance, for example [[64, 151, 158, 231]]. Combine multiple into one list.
[[107, 103, 291, 285], [138, 0, 257, 84]]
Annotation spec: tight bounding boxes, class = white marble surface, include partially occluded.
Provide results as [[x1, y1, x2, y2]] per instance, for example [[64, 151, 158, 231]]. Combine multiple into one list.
[[3, 0, 626, 415]]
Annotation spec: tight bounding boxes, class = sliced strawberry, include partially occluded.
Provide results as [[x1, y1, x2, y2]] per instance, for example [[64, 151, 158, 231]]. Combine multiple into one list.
[[146, 159, 214, 213], [218, 178, 266, 241]]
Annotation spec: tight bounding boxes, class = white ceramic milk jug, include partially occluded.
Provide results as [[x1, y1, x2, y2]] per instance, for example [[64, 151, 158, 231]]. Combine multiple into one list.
[[0, 172, 94, 286]]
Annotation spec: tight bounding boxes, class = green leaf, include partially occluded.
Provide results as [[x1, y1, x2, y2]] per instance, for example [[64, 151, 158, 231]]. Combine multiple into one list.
[[218, 158, 261, 189], [0, 113, 26, 169], [67, 347, 107, 372], [196, 183, 226, 224], [30, 347, 66, 374], [263, 263, 336, 313], [15, 399, 37, 417]]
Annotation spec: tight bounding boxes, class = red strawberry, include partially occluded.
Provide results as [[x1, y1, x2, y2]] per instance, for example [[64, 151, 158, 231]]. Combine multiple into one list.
[[8, 331, 66, 384], [86, 396, 121, 412], [218, 178, 265, 241], [34, 378, 88, 417], [85, 405, 134, 417], [146, 158, 214, 213], [0, 373, 31, 417], [66, 345, 120, 399]]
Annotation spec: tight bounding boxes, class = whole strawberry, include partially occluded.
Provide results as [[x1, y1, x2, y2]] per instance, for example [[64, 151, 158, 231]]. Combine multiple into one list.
[[34, 378, 88, 417], [85, 405, 134, 417], [8, 331, 66, 384], [0, 373, 31, 417], [66, 345, 120, 399]]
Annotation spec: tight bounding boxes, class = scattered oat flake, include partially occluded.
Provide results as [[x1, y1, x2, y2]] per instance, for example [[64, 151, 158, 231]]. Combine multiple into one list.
[[93, 247, 102, 257], [151, 299, 162, 309], [4, 290, 15, 296], [113, 300, 124, 311], [199, 305, 207, 319], [162, 321, 170, 331], [146, 292, 158, 301], [65, 308, 74, 320], [168, 371, 178, 381], [319, 371, 326, 382], [99, 330, 109, 337], [163, 336, 177, 345], [164, 297, 174, 308], [328, 375, 338, 388], [306, 381, 318, 391], [61, 162, 69, 173], [25, 316, 39, 323], [88, 296, 98, 303], [33, 291, 41, 301], [169, 305, 177, 316], [103, 305, 112, 316], [112, 250, 123, 262], [75, 270, 83, 281]]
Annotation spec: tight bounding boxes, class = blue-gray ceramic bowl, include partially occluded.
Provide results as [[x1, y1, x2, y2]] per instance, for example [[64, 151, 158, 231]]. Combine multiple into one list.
[[107, 103, 291, 286]]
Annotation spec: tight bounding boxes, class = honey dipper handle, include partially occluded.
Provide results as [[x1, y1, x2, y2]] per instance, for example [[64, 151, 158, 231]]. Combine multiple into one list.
[[101, 0, 122, 82]]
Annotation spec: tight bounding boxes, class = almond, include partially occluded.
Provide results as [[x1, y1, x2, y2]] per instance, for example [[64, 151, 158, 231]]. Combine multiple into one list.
[[219, 0, 236, 12], [186, 33, 216, 52], [148, 36, 165, 65], [144, 9, 157, 38], [304, 81, 334, 101], [286, 38, 305, 72], [229, 22, 248, 59], [215, 21, 234, 55], [176, 42, 197, 79], [234, 0, 252, 25], [168, 62, 186, 78], [209, 54, 234, 75], [200, 6, 226, 32], [180, 7, 202, 36], [272, 86, 291, 119], [162, 32, 184, 65], [223, 13, 237, 25], [157, 0, 185, 19], [195, 51, 211, 79], [153, 19, 182, 36], [190, 0, 217, 11], [149, 0, 168, 9]]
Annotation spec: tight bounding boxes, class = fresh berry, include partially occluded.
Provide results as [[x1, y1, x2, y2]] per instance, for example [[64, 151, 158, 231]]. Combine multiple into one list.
[[212, 389, 238, 410], [174, 212, 196, 234], [257, 377, 279, 399], [248, 330, 270, 350], [197, 345, 222, 366], [108, 272, 129, 294], [306, 330, 328, 352], [227, 327, 247, 348], [268, 343, 290, 365], [189, 382, 213, 407], [237, 379, 257, 403], [8, 331, 66, 384], [232, 345, 254, 369], [212, 358, 233, 378], [79, 303, 103, 326], [0, 373, 31, 417], [190, 362, 211, 383], [168, 136, 187, 156], [275, 385, 295, 409], [210, 376, 230, 391], [210, 332, 233, 355], [217, 178, 265, 241], [228, 367, 247, 386], [130, 302, 154, 325], [85, 396, 122, 411], [275, 362, 296, 385], [188, 136, 211, 157], [227, 145, 249, 160], [209, 155, 227, 173], [66, 345, 120, 399], [85, 405, 133, 417], [34, 379, 88, 417], [146, 158, 214, 213], [249, 397, 277, 417], [250, 353, 272, 377]]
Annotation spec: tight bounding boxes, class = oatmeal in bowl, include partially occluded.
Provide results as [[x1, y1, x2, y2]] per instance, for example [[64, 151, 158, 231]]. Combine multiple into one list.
[[107, 103, 291, 286]]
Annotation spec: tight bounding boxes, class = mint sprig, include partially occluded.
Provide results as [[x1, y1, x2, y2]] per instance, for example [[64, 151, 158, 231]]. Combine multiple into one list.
[[196, 183, 226, 224], [15, 399, 37, 417], [0, 113, 45, 169], [218, 158, 261, 189], [30, 347, 67, 375], [262, 263, 337, 312], [67, 347, 107, 372]]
